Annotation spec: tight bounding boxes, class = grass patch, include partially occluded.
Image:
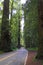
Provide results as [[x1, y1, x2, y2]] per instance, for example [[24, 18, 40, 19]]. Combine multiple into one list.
[[42, 63, 43, 65], [42, 60, 43, 65], [0, 51, 4, 54], [27, 47, 38, 51]]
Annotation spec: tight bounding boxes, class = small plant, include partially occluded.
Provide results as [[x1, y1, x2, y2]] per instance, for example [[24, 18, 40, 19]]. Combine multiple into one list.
[[0, 51, 4, 54]]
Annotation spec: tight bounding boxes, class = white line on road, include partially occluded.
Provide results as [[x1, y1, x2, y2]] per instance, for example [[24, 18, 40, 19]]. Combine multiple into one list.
[[0, 52, 17, 62], [24, 54, 28, 65]]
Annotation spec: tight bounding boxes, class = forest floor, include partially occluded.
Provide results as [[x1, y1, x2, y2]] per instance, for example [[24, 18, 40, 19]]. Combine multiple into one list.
[[25, 51, 43, 65]]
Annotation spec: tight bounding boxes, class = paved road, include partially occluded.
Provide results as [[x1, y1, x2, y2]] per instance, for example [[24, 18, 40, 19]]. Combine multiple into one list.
[[0, 48, 28, 65]]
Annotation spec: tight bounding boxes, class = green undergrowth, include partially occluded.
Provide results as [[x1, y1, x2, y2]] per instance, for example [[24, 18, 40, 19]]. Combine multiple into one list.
[[42, 63, 43, 65], [0, 51, 4, 54], [27, 47, 38, 51], [12, 48, 18, 51], [0, 48, 18, 54]]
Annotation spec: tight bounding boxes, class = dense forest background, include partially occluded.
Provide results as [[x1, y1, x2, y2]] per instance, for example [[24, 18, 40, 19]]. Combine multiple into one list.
[[0, 0, 38, 50], [24, 0, 38, 48], [0, 0, 23, 50], [0, 0, 43, 59]]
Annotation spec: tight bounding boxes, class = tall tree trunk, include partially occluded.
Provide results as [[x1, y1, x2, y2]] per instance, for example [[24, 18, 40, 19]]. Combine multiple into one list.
[[17, 14, 21, 48], [0, 0, 11, 52], [36, 0, 43, 59], [10, 0, 14, 24]]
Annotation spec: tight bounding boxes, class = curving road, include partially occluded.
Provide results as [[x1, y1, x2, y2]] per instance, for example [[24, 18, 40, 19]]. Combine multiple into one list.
[[0, 48, 28, 65]]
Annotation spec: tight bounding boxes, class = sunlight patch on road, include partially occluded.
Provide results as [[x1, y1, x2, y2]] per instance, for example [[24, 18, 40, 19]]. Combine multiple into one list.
[[0, 52, 17, 62]]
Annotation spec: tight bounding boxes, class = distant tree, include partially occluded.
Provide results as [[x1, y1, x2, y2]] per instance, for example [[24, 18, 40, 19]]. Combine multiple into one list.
[[17, 4, 22, 48], [10, 0, 14, 24], [17, 15, 21, 48], [9, 0, 22, 49], [0, 0, 11, 52]]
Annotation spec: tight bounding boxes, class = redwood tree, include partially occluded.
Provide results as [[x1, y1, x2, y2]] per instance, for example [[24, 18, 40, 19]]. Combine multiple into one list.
[[36, 0, 43, 59], [0, 0, 11, 52]]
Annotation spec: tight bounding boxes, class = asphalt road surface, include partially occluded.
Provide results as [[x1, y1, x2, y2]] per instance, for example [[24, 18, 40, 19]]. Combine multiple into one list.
[[0, 48, 28, 65]]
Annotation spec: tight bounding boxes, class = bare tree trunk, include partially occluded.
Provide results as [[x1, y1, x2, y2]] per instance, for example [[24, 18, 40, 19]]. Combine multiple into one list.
[[36, 0, 43, 59], [17, 10, 21, 48], [17, 17, 21, 48], [10, 0, 14, 24], [1, 0, 11, 52]]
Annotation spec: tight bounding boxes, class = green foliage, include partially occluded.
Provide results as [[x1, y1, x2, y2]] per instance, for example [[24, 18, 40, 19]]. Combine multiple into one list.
[[0, 0, 22, 50], [24, 0, 38, 48], [0, 0, 39, 51], [0, 1, 3, 43], [9, 0, 22, 49], [0, 51, 4, 54], [27, 47, 38, 51]]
